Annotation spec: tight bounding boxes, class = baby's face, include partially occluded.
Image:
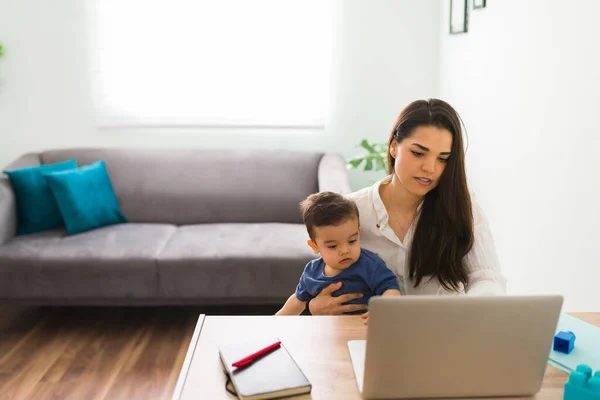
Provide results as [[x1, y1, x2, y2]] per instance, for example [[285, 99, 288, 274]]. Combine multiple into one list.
[[313, 217, 361, 271]]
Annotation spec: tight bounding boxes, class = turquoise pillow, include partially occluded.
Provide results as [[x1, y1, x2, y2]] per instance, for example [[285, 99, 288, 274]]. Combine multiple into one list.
[[42, 160, 126, 235], [3, 159, 77, 235]]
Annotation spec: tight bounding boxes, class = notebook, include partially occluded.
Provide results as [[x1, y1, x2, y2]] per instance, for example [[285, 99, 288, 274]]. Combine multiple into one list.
[[548, 313, 600, 373], [218, 338, 311, 400]]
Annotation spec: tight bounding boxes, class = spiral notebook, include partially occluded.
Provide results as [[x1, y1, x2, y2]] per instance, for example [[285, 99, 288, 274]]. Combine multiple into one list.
[[218, 338, 311, 400]]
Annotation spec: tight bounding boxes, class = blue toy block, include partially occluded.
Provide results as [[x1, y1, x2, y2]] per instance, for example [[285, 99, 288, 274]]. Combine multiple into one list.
[[564, 364, 600, 400], [554, 331, 576, 354]]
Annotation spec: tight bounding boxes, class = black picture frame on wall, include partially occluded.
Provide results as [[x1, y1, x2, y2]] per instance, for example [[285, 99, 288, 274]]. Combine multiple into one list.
[[450, 0, 468, 34], [473, 0, 486, 9]]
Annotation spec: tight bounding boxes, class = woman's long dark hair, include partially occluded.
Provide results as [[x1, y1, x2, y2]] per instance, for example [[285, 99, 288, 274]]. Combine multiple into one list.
[[387, 99, 473, 292]]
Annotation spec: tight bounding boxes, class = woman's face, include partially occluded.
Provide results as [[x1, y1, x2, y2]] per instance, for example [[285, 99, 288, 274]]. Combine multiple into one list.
[[390, 125, 453, 197]]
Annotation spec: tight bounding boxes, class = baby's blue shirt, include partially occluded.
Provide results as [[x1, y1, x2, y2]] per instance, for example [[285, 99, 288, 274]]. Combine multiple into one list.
[[295, 248, 400, 314]]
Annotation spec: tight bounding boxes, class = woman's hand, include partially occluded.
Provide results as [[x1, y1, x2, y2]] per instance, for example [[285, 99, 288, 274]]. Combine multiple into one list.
[[308, 282, 367, 315]]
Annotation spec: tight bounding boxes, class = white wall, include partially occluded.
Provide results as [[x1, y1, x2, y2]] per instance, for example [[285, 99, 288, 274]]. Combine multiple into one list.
[[440, 0, 600, 311], [2, 1, 596, 311], [0, 0, 441, 191]]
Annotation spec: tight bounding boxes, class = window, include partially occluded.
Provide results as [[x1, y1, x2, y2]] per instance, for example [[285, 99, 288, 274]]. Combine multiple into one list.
[[92, 0, 333, 129]]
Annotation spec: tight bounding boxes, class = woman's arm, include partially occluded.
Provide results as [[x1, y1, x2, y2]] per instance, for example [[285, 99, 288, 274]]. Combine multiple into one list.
[[464, 200, 507, 295], [307, 282, 368, 315]]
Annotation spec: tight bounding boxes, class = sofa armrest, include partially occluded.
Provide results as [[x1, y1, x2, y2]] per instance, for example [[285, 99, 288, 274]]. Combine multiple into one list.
[[0, 153, 41, 244], [4, 153, 41, 172], [0, 176, 17, 245], [317, 154, 352, 194]]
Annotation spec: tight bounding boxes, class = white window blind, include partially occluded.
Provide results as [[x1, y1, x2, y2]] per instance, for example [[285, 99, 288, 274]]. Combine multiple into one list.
[[92, 0, 333, 128]]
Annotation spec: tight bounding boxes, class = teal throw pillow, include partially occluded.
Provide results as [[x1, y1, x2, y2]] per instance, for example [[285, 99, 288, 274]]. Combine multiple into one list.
[[42, 160, 126, 235], [3, 159, 77, 235]]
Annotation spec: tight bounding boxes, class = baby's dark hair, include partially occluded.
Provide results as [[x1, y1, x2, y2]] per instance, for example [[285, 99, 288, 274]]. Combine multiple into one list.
[[299, 191, 359, 241]]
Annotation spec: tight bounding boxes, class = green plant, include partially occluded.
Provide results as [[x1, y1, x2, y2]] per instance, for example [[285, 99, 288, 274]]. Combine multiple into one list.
[[347, 139, 388, 172], [0, 44, 3, 57]]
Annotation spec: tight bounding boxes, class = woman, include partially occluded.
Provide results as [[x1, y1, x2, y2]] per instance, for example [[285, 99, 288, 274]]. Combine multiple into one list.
[[308, 98, 506, 315]]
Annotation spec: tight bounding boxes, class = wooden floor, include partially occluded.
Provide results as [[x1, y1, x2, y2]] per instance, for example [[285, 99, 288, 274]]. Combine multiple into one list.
[[0, 304, 279, 400]]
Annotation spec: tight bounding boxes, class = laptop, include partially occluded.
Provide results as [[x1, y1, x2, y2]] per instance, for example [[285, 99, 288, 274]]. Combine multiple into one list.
[[348, 295, 564, 399]]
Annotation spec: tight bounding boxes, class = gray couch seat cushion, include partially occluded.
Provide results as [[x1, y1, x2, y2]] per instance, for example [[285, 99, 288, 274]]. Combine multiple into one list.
[[157, 223, 315, 301], [0, 223, 176, 300]]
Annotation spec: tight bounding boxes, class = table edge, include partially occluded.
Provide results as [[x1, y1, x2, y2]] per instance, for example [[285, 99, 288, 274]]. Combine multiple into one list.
[[170, 314, 206, 400]]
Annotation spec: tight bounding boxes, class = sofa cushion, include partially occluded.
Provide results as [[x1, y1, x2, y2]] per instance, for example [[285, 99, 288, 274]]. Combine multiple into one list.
[[40, 148, 323, 225], [0, 223, 176, 301], [42, 160, 126, 235], [3, 159, 77, 235], [156, 223, 315, 301]]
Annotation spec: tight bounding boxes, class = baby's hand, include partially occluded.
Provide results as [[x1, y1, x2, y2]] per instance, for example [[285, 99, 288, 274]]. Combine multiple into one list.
[[361, 311, 369, 325]]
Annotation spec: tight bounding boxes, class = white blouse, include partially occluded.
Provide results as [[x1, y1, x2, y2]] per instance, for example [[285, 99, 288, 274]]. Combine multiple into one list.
[[346, 178, 507, 296]]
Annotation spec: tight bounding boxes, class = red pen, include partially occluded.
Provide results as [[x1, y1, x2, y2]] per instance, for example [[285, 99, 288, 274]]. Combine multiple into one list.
[[232, 340, 282, 368]]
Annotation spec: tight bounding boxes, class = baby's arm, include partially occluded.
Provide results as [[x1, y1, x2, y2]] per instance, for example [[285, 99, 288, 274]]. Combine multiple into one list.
[[276, 263, 316, 315], [363, 260, 402, 324], [362, 289, 400, 324], [371, 262, 402, 296], [275, 294, 307, 316]]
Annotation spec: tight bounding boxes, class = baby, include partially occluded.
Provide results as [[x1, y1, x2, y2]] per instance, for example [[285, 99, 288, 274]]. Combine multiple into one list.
[[276, 191, 401, 324]]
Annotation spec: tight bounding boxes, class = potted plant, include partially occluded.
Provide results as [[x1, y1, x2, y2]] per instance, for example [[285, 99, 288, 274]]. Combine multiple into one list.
[[347, 139, 388, 173]]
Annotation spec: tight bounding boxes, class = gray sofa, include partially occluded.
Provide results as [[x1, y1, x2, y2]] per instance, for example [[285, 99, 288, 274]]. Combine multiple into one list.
[[0, 148, 351, 305]]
